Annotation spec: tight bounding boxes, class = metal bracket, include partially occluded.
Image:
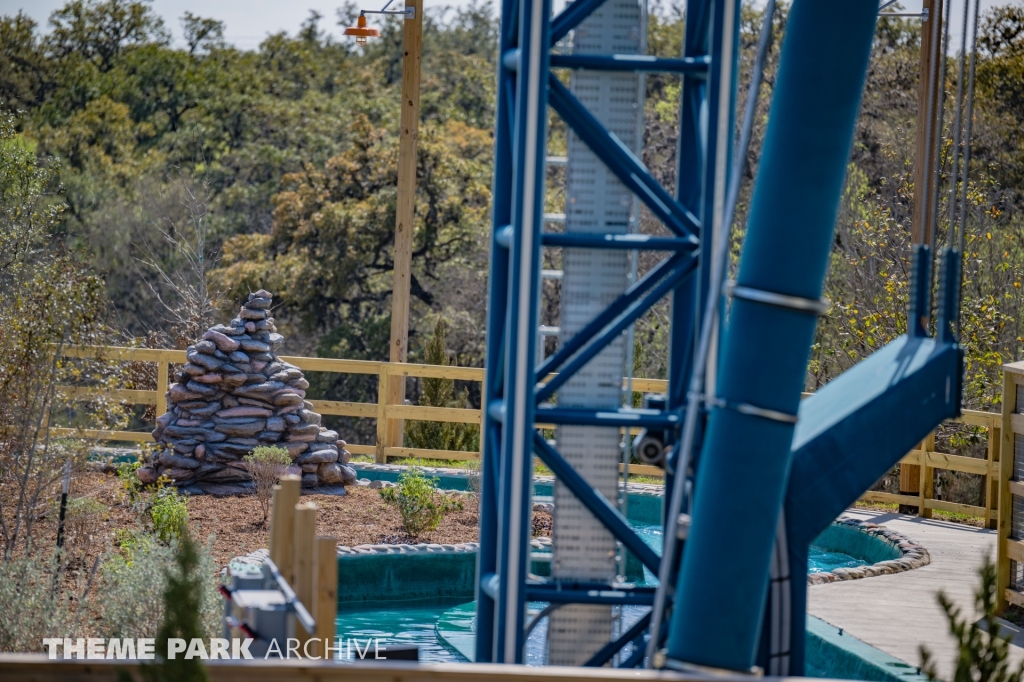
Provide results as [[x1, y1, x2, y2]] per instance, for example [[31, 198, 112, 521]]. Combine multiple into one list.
[[707, 396, 799, 424], [725, 281, 830, 315]]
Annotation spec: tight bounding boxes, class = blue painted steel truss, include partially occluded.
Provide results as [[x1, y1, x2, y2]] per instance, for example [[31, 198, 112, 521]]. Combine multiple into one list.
[[477, 0, 741, 665]]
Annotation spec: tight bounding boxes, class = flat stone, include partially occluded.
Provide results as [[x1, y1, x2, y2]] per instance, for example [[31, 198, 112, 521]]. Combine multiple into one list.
[[235, 381, 284, 398], [268, 333, 284, 347], [270, 369, 303, 382], [240, 308, 268, 321], [273, 392, 304, 407], [215, 420, 266, 437], [211, 324, 243, 337], [185, 380, 221, 397], [183, 363, 207, 376], [266, 417, 286, 431], [316, 429, 339, 443], [290, 423, 321, 437], [289, 378, 310, 390], [160, 451, 201, 468], [300, 463, 319, 473], [283, 442, 309, 457], [245, 322, 256, 333], [194, 373, 223, 384], [197, 482, 256, 496], [301, 472, 318, 488], [286, 432, 317, 443], [168, 383, 204, 403], [246, 296, 272, 309], [199, 467, 250, 482], [218, 406, 273, 418], [196, 402, 224, 417], [296, 448, 338, 464], [192, 340, 217, 355], [299, 409, 321, 426], [203, 329, 241, 352], [165, 467, 195, 480], [229, 351, 250, 364], [284, 414, 301, 425]]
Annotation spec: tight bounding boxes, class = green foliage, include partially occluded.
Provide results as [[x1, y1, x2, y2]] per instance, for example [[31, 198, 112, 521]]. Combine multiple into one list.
[[138, 531, 211, 682], [379, 467, 463, 537], [244, 445, 291, 524], [101, 531, 221, 648], [404, 318, 480, 453], [149, 487, 188, 544], [920, 556, 1024, 682], [0, 108, 126, 556], [0, 552, 80, 652]]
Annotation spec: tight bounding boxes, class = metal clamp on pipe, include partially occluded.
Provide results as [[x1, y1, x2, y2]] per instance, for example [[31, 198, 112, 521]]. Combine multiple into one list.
[[706, 396, 799, 425], [725, 281, 831, 316]]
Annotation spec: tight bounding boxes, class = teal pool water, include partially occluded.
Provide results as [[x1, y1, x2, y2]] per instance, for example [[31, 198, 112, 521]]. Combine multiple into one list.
[[632, 525, 867, 581], [334, 599, 467, 662]]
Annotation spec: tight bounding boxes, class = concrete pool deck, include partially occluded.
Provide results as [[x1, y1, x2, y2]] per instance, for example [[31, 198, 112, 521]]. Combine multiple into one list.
[[810, 508, 1024, 680]]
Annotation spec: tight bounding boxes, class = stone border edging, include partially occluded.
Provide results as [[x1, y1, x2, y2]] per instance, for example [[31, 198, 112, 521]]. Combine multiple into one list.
[[224, 536, 553, 571], [807, 517, 930, 585]]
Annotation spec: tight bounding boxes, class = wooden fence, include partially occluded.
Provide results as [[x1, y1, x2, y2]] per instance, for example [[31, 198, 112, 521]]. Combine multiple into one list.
[[50, 345, 669, 476], [53, 345, 1004, 502]]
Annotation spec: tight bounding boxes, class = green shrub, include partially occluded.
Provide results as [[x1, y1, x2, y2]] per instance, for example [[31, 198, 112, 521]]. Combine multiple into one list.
[[379, 468, 463, 537], [244, 446, 292, 525], [920, 555, 1024, 682], [404, 318, 480, 453], [0, 553, 80, 651], [100, 532, 221, 643], [149, 488, 188, 544]]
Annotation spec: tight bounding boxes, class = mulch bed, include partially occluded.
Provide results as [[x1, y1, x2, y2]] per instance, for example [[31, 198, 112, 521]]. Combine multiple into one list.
[[47, 472, 553, 571]]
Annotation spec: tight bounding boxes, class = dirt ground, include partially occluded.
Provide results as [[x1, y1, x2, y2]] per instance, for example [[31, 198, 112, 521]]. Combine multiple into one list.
[[56, 472, 551, 571]]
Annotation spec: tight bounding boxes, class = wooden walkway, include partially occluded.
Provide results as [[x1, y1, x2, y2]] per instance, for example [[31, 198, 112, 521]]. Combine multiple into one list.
[[809, 509, 1024, 680]]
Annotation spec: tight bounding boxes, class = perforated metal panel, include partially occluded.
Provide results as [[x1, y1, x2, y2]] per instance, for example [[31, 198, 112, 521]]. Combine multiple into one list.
[[548, 0, 644, 666]]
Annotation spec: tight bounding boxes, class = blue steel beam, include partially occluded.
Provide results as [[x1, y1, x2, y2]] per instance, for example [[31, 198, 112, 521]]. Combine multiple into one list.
[[536, 253, 693, 383], [666, 0, 880, 671], [525, 584, 657, 605], [534, 406, 680, 429], [549, 0, 609, 45], [550, 53, 710, 74], [548, 76, 702, 239], [541, 233, 697, 251], [584, 612, 653, 667], [492, 0, 551, 663], [760, 333, 961, 674], [535, 254, 699, 404], [533, 434, 661, 573], [475, 0, 518, 663]]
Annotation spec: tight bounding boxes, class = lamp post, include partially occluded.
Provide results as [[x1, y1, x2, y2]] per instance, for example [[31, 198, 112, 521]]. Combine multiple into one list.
[[345, 1, 423, 458]]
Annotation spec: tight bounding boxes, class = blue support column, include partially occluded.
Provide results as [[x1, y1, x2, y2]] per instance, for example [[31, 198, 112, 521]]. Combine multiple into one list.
[[474, 0, 518, 664], [665, 0, 879, 671], [492, 0, 551, 663]]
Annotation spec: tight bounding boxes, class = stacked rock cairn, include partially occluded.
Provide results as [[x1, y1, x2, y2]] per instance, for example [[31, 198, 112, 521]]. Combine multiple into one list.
[[140, 290, 357, 490]]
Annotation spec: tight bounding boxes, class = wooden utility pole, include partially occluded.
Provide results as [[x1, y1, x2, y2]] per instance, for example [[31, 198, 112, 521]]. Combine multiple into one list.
[[901, 0, 943, 512], [385, 0, 424, 451]]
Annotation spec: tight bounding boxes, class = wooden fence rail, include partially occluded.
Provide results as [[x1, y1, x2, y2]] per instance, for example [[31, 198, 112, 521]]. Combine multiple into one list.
[[51, 345, 670, 476], [52, 346, 1003, 500]]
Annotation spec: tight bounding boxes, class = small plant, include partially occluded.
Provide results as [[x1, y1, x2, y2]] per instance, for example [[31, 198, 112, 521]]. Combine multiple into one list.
[[920, 555, 1024, 682], [379, 468, 463, 537], [149, 488, 188, 544], [244, 446, 292, 525], [405, 318, 480, 453], [61, 496, 108, 562]]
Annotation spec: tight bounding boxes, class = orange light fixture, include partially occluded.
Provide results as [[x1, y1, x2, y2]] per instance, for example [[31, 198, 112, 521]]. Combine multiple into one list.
[[343, 13, 380, 46]]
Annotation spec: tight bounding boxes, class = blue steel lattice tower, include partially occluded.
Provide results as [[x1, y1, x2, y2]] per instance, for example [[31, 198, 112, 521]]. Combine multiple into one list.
[[476, 0, 741, 666]]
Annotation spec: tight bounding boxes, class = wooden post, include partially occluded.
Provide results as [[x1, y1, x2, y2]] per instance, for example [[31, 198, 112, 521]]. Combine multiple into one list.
[[988, 418, 1001, 530], [998, 362, 1024, 613], [293, 502, 318, 647], [385, 0, 425, 451], [311, 536, 339, 659], [268, 475, 301, 585], [920, 432, 935, 519], [156, 357, 168, 418], [375, 367, 390, 464], [901, 0, 944, 507]]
